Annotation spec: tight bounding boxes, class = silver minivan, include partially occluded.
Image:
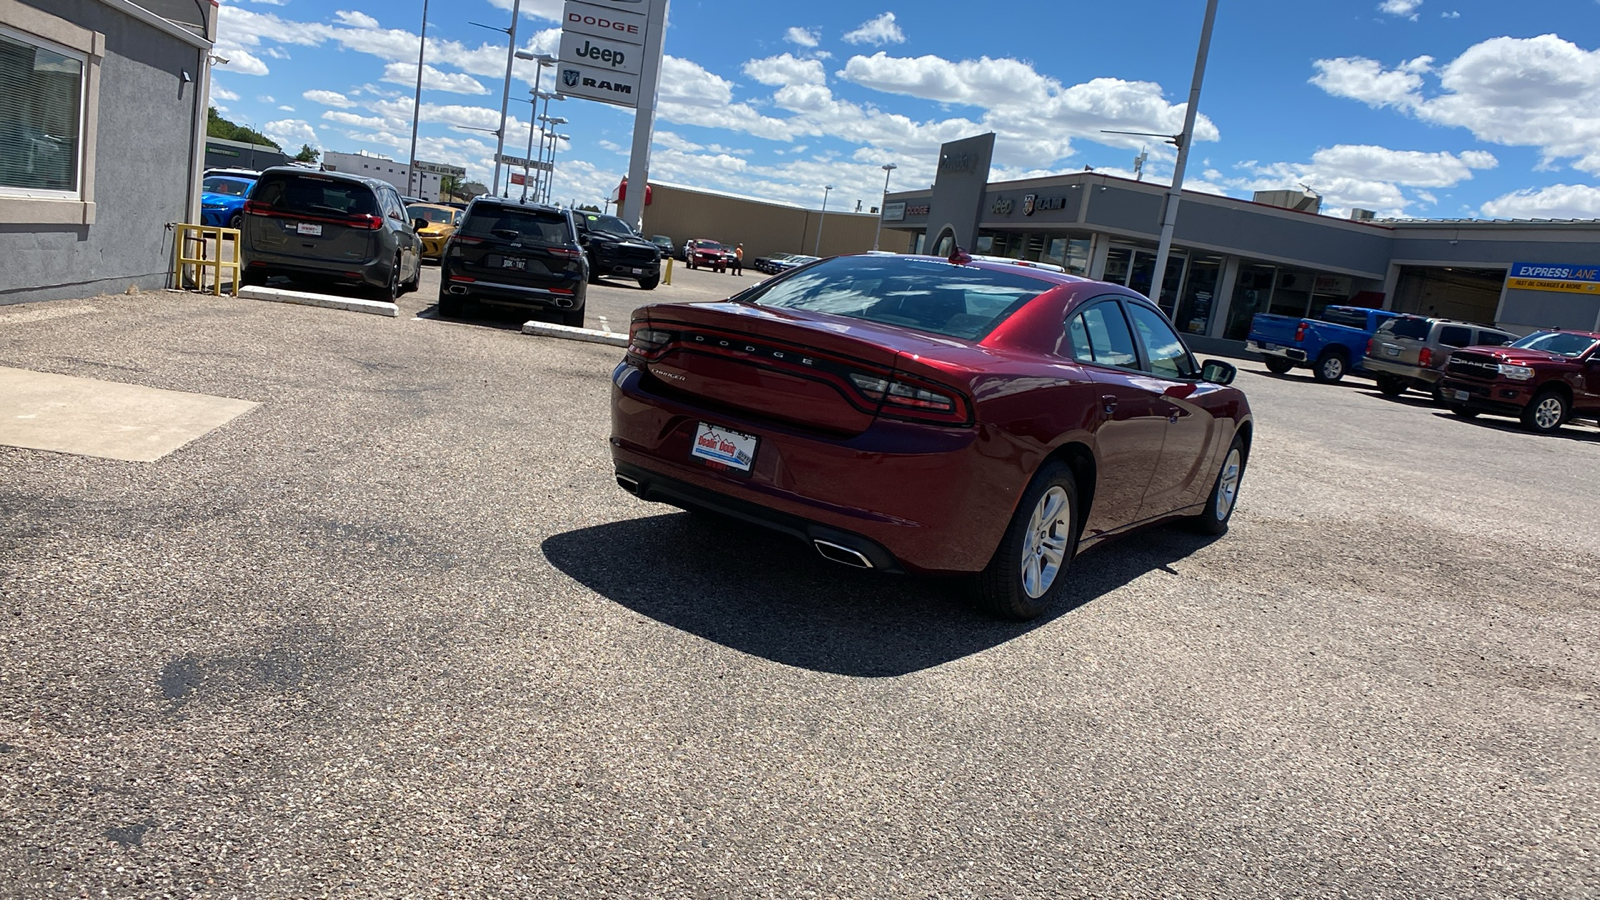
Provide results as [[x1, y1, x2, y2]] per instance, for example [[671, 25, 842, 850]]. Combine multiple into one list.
[[1365, 315, 1517, 400], [239, 168, 424, 301]]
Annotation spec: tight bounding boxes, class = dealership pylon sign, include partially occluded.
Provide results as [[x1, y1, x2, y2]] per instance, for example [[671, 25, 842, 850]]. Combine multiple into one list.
[[558, 0, 668, 227]]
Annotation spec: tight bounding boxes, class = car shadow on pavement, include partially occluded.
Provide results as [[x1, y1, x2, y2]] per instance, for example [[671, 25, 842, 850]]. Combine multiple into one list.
[[421, 301, 553, 331], [1431, 411, 1600, 443], [541, 513, 1217, 677]]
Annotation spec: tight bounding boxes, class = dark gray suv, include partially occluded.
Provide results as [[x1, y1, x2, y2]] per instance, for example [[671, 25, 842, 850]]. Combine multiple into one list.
[[240, 168, 423, 301], [437, 198, 588, 326]]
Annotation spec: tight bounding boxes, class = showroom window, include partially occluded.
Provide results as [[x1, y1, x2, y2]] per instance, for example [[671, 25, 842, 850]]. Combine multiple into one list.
[[0, 24, 86, 197]]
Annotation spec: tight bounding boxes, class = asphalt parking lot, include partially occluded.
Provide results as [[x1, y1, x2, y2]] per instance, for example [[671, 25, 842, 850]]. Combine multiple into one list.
[[1, 273, 1596, 898]]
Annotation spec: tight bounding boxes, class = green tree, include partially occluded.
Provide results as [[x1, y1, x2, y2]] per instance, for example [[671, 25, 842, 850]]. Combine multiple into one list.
[[293, 143, 320, 163], [575, 203, 601, 213], [206, 107, 280, 149], [438, 174, 461, 200]]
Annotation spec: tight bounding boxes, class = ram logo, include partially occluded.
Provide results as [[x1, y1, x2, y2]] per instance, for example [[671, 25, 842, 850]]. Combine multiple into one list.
[[562, 69, 581, 87]]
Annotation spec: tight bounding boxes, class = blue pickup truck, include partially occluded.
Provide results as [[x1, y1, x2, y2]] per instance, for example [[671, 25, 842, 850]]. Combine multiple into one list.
[[1247, 306, 1401, 383]]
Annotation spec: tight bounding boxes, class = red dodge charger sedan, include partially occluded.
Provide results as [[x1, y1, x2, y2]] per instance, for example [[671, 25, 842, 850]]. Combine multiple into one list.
[[610, 253, 1253, 619]]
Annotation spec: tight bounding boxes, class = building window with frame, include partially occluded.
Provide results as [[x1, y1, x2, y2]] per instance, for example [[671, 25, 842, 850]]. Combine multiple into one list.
[[0, 25, 85, 196]]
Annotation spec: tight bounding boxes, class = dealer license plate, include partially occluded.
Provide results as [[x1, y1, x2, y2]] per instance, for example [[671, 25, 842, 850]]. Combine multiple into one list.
[[690, 422, 758, 472], [501, 257, 525, 270], [1453, 390, 1471, 403], [631, 267, 644, 275], [296, 222, 322, 236], [1384, 345, 1401, 357]]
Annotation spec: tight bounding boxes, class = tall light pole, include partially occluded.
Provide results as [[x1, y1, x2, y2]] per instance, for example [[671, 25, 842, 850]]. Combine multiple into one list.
[[532, 93, 561, 198], [1148, 0, 1219, 315], [814, 185, 833, 256], [513, 52, 555, 201], [872, 163, 897, 251], [537, 116, 565, 203], [405, 0, 429, 198], [545, 134, 569, 204], [472, 0, 522, 196], [513, 97, 541, 202]]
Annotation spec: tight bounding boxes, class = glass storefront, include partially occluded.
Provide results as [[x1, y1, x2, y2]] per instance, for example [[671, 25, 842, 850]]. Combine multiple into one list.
[[1175, 255, 1223, 335], [976, 231, 1092, 275]]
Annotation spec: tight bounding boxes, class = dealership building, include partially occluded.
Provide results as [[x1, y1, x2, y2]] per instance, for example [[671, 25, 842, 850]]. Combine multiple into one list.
[[881, 134, 1600, 353]]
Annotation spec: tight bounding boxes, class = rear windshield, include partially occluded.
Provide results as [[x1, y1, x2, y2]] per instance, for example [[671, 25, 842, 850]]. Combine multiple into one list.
[[252, 174, 376, 217], [748, 256, 1050, 341], [408, 205, 456, 225], [1379, 316, 1432, 340], [462, 206, 572, 243], [1320, 307, 1370, 328], [1511, 331, 1600, 357]]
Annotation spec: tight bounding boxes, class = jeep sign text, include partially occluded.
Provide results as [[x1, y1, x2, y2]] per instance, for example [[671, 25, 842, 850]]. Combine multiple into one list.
[[559, 30, 643, 76]]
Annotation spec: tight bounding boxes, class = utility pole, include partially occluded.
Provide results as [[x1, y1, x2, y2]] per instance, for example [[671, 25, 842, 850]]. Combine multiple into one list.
[[872, 163, 896, 251], [1148, 0, 1219, 315], [489, 0, 521, 196], [814, 185, 833, 256], [405, 0, 428, 198]]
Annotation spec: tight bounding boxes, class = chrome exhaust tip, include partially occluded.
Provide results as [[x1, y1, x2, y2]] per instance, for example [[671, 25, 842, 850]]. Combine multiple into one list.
[[448, 285, 468, 294], [813, 539, 873, 569], [615, 474, 640, 494], [553, 297, 575, 309]]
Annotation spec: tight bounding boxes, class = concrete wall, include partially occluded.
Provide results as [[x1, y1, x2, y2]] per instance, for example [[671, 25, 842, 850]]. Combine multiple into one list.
[[0, 0, 207, 304], [640, 184, 912, 262]]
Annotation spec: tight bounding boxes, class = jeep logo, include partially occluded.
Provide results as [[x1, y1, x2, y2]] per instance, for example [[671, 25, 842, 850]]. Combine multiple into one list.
[[572, 39, 626, 69]]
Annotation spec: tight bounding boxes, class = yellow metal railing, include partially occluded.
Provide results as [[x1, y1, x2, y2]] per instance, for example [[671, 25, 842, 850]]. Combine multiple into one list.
[[171, 223, 241, 296]]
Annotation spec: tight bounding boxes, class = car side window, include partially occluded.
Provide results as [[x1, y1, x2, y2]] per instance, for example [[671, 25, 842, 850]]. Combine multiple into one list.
[[1439, 325, 1473, 348], [1480, 330, 1514, 346], [1125, 302, 1198, 380], [1065, 300, 1140, 369]]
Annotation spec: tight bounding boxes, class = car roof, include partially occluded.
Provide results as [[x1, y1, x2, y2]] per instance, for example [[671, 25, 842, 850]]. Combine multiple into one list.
[[203, 174, 255, 185], [866, 253, 1090, 287], [465, 197, 565, 213], [406, 202, 455, 211], [256, 165, 390, 189]]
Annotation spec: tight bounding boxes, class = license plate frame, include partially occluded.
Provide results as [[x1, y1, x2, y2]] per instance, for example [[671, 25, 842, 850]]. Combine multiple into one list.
[[296, 222, 323, 237], [501, 256, 526, 270], [1453, 389, 1471, 403], [690, 422, 758, 472]]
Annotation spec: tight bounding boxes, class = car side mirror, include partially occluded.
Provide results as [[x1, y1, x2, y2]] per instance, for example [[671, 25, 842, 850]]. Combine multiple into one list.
[[1201, 359, 1237, 385], [578, 233, 589, 246], [412, 218, 428, 232]]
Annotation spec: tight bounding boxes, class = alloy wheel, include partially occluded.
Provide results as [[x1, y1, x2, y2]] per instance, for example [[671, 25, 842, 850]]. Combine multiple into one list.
[[1215, 448, 1242, 519], [1020, 486, 1072, 599], [1534, 396, 1564, 430]]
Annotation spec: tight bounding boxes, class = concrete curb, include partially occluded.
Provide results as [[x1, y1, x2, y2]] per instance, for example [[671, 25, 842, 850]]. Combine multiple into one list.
[[238, 286, 399, 318], [521, 320, 628, 347]]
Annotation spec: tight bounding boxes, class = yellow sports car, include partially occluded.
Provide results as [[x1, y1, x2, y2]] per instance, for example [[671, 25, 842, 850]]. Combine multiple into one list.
[[407, 203, 461, 261]]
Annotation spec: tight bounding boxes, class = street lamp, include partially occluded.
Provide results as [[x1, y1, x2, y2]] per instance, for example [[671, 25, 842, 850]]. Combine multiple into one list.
[[514, 52, 556, 201], [405, 0, 429, 198], [1151, 0, 1218, 313], [532, 93, 562, 197], [814, 185, 833, 256], [872, 163, 897, 251], [545, 133, 570, 204], [512, 97, 543, 201], [469, 0, 522, 195]]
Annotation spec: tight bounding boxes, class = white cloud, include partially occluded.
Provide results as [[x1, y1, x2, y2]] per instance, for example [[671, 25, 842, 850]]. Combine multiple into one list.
[[1306, 144, 1496, 188], [1481, 184, 1600, 219], [784, 27, 820, 48], [221, 49, 269, 76], [742, 53, 827, 87], [653, 131, 704, 152], [303, 89, 354, 108], [1379, 0, 1422, 20], [1441, 10, 1460, 18], [277, 105, 295, 111], [1209, 143, 1497, 218], [211, 85, 240, 101], [262, 119, 319, 148], [1313, 35, 1600, 175], [257, 95, 275, 104], [843, 12, 905, 46], [333, 10, 380, 29], [382, 62, 488, 95]]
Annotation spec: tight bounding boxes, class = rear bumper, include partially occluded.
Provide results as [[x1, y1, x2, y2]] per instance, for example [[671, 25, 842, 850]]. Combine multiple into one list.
[[609, 360, 1018, 575], [1246, 340, 1306, 362], [594, 256, 660, 278], [443, 273, 584, 310], [1363, 358, 1441, 385], [242, 251, 386, 287]]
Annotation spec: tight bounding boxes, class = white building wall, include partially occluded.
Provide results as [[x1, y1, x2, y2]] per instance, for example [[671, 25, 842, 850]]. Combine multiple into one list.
[[322, 150, 443, 201]]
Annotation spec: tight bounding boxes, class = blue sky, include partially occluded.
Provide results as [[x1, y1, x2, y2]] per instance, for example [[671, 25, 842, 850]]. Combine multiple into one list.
[[212, 0, 1600, 220]]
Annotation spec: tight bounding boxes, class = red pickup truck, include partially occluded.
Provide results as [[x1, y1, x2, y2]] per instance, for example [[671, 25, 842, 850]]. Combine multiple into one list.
[[1437, 329, 1600, 434]]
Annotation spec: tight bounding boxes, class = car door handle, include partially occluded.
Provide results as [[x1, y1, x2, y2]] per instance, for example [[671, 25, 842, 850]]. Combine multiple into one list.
[[1101, 394, 1118, 414]]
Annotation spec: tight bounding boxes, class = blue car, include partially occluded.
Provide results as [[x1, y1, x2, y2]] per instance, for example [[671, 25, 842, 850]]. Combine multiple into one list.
[[200, 174, 257, 228]]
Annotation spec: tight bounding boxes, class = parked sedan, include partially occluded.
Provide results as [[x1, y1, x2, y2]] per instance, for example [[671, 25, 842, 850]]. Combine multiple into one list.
[[407, 202, 461, 262], [611, 252, 1252, 619]]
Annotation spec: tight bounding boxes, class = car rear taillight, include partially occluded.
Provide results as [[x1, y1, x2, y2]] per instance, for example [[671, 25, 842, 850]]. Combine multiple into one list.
[[452, 235, 484, 244], [356, 214, 383, 231], [629, 324, 673, 360], [1366, 338, 1375, 355], [548, 247, 581, 258], [847, 373, 968, 424], [1419, 347, 1433, 367], [243, 200, 272, 216], [1295, 322, 1308, 342]]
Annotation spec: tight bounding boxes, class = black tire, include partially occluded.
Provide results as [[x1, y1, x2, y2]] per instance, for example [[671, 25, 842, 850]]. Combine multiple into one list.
[[436, 291, 464, 318], [227, 212, 243, 230], [558, 306, 585, 328], [1447, 404, 1479, 419], [1521, 389, 1568, 434], [1429, 384, 1446, 406], [1263, 357, 1294, 375], [1190, 435, 1246, 536], [969, 460, 1080, 621], [638, 275, 660, 290], [1313, 351, 1347, 383], [1376, 375, 1406, 398], [373, 256, 401, 303], [239, 267, 262, 288]]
